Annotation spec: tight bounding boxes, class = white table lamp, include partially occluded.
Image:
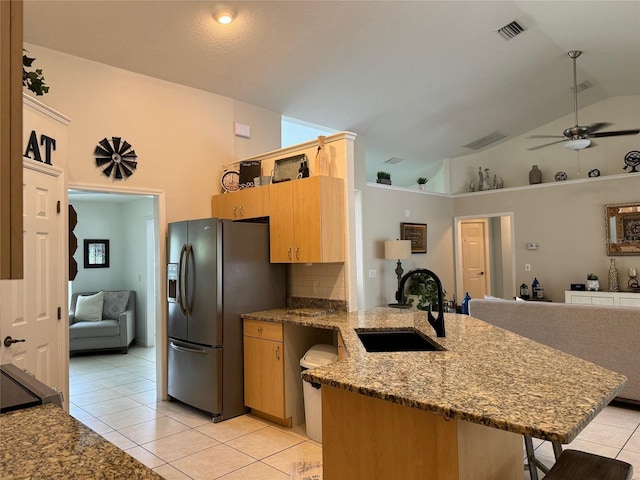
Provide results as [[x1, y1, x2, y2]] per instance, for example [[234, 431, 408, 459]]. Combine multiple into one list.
[[384, 240, 412, 288]]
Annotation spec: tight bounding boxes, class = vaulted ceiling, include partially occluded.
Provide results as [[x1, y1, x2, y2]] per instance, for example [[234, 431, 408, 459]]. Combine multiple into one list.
[[23, 1, 640, 186]]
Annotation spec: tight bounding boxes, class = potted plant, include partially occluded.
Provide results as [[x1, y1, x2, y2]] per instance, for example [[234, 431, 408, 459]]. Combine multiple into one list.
[[586, 273, 599, 291], [417, 177, 428, 190], [406, 273, 446, 311], [376, 171, 391, 185]]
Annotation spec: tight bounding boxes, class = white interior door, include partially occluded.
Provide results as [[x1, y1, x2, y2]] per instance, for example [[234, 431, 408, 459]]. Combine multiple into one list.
[[461, 221, 489, 299], [0, 161, 66, 402]]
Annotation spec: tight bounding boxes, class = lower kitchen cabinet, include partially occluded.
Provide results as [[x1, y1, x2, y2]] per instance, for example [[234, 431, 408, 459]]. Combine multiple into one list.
[[243, 319, 286, 421], [564, 290, 640, 307], [242, 318, 335, 427]]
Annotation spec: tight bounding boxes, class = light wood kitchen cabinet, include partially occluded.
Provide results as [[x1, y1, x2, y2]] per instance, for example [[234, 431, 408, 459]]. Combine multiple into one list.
[[269, 176, 345, 263], [0, 0, 24, 279], [243, 319, 286, 421], [211, 186, 270, 220]]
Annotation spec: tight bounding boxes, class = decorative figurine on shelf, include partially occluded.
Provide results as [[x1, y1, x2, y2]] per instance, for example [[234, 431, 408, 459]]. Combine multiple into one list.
[[478, 167, 484, 191], [588, 168, 601, 178], [623, 151, 640, 173], [484, 168, 492, 190], [608, 259, 619, 292], [628, 267, 638, 289], [586, 273, 599, 291], [469, 180, 475, 192]]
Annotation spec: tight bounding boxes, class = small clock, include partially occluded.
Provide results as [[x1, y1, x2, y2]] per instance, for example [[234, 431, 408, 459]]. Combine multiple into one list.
[[221, 169, 240, 192]]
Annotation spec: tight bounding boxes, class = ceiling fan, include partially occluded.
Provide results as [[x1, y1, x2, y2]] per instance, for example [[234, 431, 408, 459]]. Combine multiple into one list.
[[528, 50, 640, 151]]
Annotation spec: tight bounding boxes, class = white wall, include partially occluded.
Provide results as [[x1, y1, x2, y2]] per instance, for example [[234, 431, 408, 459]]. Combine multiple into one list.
[[70, 197, 154, 345], [70, 201, 126, 292], [24, 43, 282, 223], [362, 185, 455, 308], [453, 174, 640, 302], [449, 96, 640, 194]]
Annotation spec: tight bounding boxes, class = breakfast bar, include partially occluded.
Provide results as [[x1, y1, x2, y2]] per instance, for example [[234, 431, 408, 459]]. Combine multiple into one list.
[[243, 307, 627, 480]]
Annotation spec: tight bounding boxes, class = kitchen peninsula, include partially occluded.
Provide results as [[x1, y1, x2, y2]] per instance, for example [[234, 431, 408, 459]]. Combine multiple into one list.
[[242, 308, 627, 480], [0, 403, 163, 480]]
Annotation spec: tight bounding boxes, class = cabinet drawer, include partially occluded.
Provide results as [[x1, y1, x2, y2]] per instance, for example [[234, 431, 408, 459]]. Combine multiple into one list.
[[244, 319, 283, 341]]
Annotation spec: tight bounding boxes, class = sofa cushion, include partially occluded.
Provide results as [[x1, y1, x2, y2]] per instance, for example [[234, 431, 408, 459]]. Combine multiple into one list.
[[69, 319, 120, 339], [103, 291, 131, 320], [75, 291, 104, 322]]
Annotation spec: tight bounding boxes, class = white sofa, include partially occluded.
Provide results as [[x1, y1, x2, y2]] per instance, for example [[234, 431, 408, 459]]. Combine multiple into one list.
[[468, 299, 640, 404]]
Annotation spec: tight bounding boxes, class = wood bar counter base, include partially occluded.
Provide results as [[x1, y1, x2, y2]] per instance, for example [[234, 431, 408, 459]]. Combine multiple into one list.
[[242, 307, 627, 480], [0, 403, 163, 480]]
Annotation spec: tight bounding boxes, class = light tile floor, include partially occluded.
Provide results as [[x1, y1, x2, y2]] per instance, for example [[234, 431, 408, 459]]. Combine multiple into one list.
[[70, 346, 640, 479]]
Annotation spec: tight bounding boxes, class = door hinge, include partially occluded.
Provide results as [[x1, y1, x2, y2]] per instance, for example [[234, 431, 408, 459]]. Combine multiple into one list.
[[57, 307, 61, 320], [56, 200, 61, 214]]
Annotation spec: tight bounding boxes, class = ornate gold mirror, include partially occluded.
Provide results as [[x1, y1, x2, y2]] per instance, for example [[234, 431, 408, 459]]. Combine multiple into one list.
[[605, 202, 640, 256]]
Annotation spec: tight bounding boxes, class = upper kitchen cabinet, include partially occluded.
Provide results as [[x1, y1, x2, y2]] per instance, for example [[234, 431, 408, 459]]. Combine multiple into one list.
[[270, 176, 345, 263], [211, 186, 270, 220], [0, 0, 23, 279]]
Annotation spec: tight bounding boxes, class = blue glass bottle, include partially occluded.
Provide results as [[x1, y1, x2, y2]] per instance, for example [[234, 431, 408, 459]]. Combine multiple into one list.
[[531, 278, 539, 299], [461, 292, 471, 315]]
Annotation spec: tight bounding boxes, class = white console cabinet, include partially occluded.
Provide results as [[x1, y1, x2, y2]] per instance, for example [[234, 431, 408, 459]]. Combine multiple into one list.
[[565, 290, 640, 307]]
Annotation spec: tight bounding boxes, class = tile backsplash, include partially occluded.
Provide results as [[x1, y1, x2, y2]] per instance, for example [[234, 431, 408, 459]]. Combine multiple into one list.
[[288, 263, 346, 301]]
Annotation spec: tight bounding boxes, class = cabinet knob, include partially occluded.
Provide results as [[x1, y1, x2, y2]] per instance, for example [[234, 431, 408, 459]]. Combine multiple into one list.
[[287, 248, 292, 260], [233, 206, 237, 218], [239, 205, 243, 217], [257, 326, 262, 333], [295, 247, 299, 260], [275, 345, 280, 360]]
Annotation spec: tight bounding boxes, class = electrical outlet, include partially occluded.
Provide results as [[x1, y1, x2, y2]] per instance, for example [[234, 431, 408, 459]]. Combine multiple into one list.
[[405, 209, 410, 218], [525, 264, 531, 272], [369, 269, 377, 278]]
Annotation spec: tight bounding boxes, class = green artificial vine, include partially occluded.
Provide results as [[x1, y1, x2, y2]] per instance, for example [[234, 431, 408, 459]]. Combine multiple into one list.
[[23, 50, 49, 96]]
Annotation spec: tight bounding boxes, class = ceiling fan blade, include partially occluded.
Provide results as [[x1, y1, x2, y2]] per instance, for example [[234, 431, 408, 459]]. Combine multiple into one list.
[[527, 139, 567, 151], [592, 129, 640, 138], [528, 134, 565, 139], [587, 122, 612, 134]]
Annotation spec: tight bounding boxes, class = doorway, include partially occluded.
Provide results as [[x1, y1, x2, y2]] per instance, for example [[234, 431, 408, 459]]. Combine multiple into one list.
[[67, 185, 166, 403], [454, 213, 515, 302]]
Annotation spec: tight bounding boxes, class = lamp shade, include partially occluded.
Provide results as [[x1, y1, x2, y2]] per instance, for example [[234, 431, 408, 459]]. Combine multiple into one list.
[[564, 138, 591, 150], [384, 240, 411, 260]]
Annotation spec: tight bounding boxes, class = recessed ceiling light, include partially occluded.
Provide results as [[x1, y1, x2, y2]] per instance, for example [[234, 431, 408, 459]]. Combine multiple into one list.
[[214, 9, 235, 25]]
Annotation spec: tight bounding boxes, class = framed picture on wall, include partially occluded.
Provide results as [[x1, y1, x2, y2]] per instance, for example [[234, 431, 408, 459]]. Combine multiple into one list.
[[84, 239, 110, 268], [401, 223, 427, 254]]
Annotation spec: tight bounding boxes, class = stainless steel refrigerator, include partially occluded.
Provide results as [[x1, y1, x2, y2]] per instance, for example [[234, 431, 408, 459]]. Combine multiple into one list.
[[167, 218, 285, 422]]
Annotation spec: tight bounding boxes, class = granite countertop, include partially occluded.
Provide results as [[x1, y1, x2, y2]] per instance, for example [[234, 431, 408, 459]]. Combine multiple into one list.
[[242, 307, 627, 443], [0, 403, 163, 480]]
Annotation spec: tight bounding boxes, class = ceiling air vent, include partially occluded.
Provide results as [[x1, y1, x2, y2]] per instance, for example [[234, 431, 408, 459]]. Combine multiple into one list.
[[384, 157, 403, 165], [496, 20, 526, 40], [464, 131, 507, 150], [572, 79, 593, 93]]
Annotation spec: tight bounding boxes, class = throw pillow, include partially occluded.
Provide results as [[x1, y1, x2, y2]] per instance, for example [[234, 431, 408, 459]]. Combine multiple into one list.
[[103, 291, 131, 320], [75, 291, 104, 322]]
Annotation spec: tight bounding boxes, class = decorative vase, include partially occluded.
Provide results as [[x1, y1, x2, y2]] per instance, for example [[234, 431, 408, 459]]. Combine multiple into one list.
[[608, 258, 619, 292], [418, 183, 425, 190], [529, 165, 542, 184]]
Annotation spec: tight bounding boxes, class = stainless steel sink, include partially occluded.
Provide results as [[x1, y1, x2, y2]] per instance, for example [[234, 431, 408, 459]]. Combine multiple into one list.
[[355, 329, 445, 352]]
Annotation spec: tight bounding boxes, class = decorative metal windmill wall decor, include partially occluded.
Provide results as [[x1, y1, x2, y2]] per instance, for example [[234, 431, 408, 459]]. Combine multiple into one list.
[[94, 137, 138, 180]]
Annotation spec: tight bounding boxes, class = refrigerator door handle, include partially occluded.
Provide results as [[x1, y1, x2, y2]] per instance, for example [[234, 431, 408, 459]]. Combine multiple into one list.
[[170, 341, 208, 355], [177, 244, 187, 316], [185, 243, 193, 316]]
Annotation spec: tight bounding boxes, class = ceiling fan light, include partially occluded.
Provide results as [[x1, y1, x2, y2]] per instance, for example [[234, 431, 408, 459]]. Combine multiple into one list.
[[564, 138, 591, 150]]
